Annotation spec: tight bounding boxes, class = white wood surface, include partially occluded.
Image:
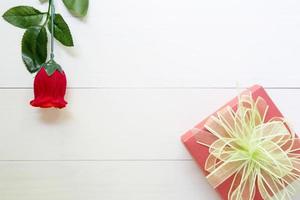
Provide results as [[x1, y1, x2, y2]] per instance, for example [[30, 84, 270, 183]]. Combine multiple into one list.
[[0, 161, 219, 200], [1, 0, 300, 199], [1, 0, 300, 87]]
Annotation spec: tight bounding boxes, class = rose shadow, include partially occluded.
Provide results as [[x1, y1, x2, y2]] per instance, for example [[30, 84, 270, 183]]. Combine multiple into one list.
[[38, 108, 72, 124]]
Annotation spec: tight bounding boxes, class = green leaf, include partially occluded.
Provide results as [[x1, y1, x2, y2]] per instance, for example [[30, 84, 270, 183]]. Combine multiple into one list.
[[48, 14, 74, 46], [2, 6, 44, 29], [62, 0, 89, 17], [22, 26, 48, 73]]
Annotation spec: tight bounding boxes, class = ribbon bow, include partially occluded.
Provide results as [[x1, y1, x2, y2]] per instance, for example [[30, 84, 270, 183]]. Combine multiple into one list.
[[195, 93, 300, 200]]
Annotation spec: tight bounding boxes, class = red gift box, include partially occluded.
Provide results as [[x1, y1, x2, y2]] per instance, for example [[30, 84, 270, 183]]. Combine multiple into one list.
[[181, 85, 300, 200]]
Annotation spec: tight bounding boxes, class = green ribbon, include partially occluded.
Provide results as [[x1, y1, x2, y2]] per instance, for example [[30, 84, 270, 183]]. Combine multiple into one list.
[[195, 93, 300, 200]]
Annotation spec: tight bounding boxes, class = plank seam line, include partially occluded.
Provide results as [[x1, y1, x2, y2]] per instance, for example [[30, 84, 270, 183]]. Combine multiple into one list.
[[0, 86, 300, 90], [0, 159, 193, 162]]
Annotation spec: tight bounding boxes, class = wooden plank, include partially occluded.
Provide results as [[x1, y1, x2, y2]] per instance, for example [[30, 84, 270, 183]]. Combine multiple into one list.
[[1, 0, 300, 87], [0, 161, 300, 200], [0, 161, 219, 200], [0, 88, 299, 160]]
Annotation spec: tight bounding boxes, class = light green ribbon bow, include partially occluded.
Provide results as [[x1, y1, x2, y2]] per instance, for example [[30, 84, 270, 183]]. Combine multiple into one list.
[[195, 94, 300, 200]]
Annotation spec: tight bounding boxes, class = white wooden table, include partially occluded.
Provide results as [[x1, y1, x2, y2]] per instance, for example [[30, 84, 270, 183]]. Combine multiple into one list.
[[1, 0, 300, 199]]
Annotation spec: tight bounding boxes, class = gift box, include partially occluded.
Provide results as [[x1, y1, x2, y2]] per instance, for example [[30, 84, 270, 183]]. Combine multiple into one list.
[[181, 85, 300, 200]]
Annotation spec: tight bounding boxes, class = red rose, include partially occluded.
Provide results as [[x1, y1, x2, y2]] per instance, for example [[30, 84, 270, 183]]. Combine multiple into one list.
[[30, 67, 67, 108]]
